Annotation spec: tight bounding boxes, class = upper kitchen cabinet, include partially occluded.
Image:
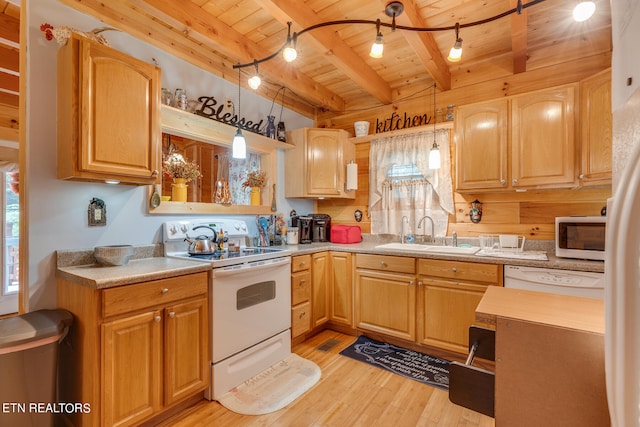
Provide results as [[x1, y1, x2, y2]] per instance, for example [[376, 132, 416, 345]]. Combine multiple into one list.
[[579, 69, 612, 186], [57, 34, 161, 185], [511, 85, 576, 189], [285, 128, 355, 199], [455, 100, 509, 191], [456, 85, 577, 192]]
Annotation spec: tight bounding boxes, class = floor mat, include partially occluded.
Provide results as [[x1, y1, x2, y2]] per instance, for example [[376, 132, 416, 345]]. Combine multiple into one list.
[[216, 353, 321, 415], [340, 335, 450, 390]]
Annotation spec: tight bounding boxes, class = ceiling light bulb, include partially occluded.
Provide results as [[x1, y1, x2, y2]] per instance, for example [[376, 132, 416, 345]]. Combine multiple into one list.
[[248, 75, 261, 90], [447, 39, 463, 62], [429, 143, 441, 170], [232, 128, 247, 159], [573, 2, 596, 22], [370, 34, 383, 58], [283, 46, 297, 62]]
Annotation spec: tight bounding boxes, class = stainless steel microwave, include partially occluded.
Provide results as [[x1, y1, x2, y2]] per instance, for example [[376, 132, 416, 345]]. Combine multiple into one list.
[[555, 216, 606, 261]]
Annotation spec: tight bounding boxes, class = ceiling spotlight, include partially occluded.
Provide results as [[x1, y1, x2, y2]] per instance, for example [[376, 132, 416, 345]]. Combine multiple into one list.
[[447, 23, 463, 62], [573, 1, 596, 22], [370, 20, 384, 58], [248, 60, 261, 90]]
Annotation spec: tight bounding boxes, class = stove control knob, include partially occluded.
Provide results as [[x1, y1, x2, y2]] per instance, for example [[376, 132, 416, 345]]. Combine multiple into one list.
[[180, 224, 188, 233], [170, 225, 177, 234]]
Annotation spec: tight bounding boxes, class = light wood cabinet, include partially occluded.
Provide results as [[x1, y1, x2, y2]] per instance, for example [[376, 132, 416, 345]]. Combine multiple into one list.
[[291, 254, 312, 338], [57, 272, 209, 427], [354, 254, 417, 341], [311, 252, 330, 328], [579, 69, 612, 186], [57, 33, 161, 185], [456, 85, 577, 192], [417, 259, 501, 354], [455, 99, 509, 191], [284, 128, 355, 199], [329, 251, 353, 327]]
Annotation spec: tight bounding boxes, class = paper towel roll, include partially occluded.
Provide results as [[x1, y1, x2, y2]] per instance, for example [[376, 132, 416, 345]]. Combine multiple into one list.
[[346, 162, 358, 190]]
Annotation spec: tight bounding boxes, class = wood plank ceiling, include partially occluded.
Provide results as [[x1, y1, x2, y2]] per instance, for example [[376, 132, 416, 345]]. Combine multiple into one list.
[[22, 0, 613, 121]]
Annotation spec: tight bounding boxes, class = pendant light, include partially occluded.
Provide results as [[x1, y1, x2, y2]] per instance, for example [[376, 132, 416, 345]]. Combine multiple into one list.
[[248, 60, 261, 90], [369, 19, 384, 58], [429, 83, 441, 170], [232, 67, 247, 159], [573, 1, 596, 22], [447, 23, 463, 63], [282, 22, 298, 63]]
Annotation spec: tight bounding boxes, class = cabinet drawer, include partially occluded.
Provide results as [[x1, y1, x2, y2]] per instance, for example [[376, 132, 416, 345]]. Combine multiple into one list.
[[292, 302, 311, 337], [102, 272, 208, 318], [356, 253, 415, 274], [292, 271, 311, 305], [418, 259, 501, 284], [292, 254, 311, 273]]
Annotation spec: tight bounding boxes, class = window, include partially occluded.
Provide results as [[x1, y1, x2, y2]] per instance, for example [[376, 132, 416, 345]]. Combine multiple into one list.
[[1, 172, 19, 315]]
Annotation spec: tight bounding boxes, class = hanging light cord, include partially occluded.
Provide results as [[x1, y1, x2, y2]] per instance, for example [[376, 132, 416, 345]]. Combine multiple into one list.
[[232, 0, 546, 70], [433, 83, 437, 144]]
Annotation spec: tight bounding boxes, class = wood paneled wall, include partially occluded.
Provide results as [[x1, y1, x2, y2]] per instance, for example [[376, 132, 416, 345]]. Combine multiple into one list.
[[316, 58, 612, 240]]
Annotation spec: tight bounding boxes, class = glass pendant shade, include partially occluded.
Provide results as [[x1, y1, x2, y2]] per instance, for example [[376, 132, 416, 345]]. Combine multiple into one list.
[[232, 128, 247, 159], [573, 2, 596, 22], [447, 39, 463, 62], [429, 143, 441, 170], [370, 34, 384, 58], [283, 46, 297, 62], [248, 75, 261, 90]]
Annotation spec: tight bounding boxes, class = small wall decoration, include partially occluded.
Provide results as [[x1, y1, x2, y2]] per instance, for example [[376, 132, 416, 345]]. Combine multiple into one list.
[[354, 209, 363, 222], [470, 199, 483, 224]]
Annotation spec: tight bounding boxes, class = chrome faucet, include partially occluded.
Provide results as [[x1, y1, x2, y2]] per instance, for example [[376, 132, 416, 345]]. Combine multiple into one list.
[[417, 215, 435, 243], [452, 231, 458, 247], [400, 216, 409, 243]]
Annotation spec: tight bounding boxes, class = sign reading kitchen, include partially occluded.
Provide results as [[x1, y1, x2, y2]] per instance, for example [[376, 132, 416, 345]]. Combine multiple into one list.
[[375, 111, 433, 134]]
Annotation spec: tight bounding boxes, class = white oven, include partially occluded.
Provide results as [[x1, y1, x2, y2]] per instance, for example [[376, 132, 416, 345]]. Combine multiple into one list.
[[163, 219, 291, 400]]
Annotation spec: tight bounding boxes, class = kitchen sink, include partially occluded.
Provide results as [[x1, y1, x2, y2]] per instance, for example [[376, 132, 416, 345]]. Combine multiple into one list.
[[374, 242, 480, 255]]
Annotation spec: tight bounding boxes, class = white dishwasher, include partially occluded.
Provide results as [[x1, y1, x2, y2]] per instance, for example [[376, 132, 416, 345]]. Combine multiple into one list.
[[504, 265, 604, 299]]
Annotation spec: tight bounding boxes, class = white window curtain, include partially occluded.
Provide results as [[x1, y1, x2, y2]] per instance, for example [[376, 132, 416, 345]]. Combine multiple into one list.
[[229, 152, 261, 205], [369, 130, 453, 237]]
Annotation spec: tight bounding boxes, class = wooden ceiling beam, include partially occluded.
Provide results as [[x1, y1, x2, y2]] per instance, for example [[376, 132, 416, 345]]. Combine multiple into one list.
[[255, 0, 393, 105], [510, 0, 528, 74], [131, 0, 344, 113], [391, 0, 451, 91]]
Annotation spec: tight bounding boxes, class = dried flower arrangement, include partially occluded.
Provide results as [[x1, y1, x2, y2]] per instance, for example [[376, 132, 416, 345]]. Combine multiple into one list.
[[162, 153, 202, 183], [242, 170, 267, 189]]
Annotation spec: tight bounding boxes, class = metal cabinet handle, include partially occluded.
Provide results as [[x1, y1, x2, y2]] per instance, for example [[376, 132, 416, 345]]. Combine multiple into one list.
[[151, 170, 159, 177], [512, 178, 519, 185], [452, 267, 457, 273], [169, 311, 175, 318], [417, 281, 423, 287], [161, 288, 169, 294], [380, 261, 387, 267], [500, 179, 507, 185], [299, 279, 306, 284], [299, 262, 306, 267], [299, 311, 306, 318], [579, 173, 586, 179], [409, 280, 414, 286], [154, 316, 161, 322]]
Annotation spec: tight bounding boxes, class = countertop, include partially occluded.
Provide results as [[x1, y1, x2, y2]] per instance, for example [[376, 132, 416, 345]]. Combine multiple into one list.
[[475, 286, 604, 334]]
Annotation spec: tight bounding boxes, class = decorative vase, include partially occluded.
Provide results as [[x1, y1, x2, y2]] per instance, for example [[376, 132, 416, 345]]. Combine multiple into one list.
[[172, 178, 188, 202], [266, 115, 276, 139], [250, 186, 261, 205]]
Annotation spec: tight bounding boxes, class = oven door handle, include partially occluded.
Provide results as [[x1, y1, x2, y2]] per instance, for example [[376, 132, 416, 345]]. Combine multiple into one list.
[[213, 257, 291, 277]]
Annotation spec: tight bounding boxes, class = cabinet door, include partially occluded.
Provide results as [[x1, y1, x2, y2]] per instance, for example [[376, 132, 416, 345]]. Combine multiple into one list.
[[311, 252, 330, 327], [580, 70, 612, 186], [417, 278, 488, 354], [164, 297, 209, 406], [306, 129, 344, 196], [329, 252, 353, 326], [455, 100, 509, 191], [355, 268, 416, 341], [511, 86, 576, 188], [102, 310, 162, 427]]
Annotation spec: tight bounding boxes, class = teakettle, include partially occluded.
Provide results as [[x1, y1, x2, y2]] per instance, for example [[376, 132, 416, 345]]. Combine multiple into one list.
[[184, 225, 218, 254]]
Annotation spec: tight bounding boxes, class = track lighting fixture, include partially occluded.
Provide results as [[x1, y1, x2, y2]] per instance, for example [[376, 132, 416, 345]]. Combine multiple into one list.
[[573, 1, 596, 22], [369, 19, 384, 58], [447, 23, 463, 63], [282, 22, 298, 63], [232, 67, 247, 159], [248, 60, 261, 90], [429, 83, 441, 170]]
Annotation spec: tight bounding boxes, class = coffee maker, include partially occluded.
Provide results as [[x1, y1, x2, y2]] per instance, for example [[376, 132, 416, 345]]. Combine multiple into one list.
[[291, 215, 313, 244], [311, 214, 331, 242]]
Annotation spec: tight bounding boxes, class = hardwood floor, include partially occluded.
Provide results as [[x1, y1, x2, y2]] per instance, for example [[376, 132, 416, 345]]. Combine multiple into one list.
[[160, 330, 495, 426]]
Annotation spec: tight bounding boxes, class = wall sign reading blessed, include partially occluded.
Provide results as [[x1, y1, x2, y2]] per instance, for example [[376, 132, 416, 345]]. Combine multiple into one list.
[[374, 111, 433, 134], [195, 96, 264, 135]]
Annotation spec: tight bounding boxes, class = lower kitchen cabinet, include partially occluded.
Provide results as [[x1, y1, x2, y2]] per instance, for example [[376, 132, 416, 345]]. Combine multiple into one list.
[[57, 272, 209, 427], [355, 254, 417, 341], [329, 251, 353, 327], [417, 259, 501, 353], [311, 252, 330, 328], [291, 254, 312, 338]]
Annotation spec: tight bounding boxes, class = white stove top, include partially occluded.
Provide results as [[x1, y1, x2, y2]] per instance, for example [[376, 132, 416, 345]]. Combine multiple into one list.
[[163, 218, 290, 268]]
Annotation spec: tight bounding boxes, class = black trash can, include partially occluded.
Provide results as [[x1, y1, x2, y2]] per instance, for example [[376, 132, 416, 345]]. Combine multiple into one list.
[[0, 309, 73, 427]]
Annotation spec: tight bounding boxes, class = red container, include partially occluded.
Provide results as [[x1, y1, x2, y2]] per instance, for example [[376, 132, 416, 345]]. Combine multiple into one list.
[[330, 225, 362, 243]]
